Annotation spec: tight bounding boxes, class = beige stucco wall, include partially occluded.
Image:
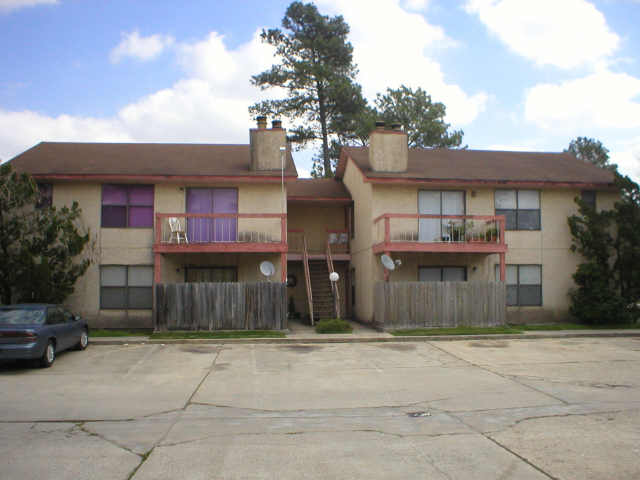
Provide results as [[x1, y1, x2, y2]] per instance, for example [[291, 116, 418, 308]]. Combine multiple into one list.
[[342, 159, 375, 322], [287, 204, 347, 253], [50, 181, 285, 328]]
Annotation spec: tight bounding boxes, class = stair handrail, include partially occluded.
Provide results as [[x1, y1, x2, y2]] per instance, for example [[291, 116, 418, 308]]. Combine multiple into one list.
[[326, 239, 341, 319], [302, 234, 314, 326]]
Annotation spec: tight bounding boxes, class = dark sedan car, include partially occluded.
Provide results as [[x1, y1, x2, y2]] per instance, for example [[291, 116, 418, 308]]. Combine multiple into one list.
[[0, 304, 88, 367]]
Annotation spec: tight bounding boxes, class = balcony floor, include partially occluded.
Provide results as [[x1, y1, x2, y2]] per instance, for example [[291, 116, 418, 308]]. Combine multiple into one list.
[[372, 241, 507, 254], [154, 242, 287, 254]]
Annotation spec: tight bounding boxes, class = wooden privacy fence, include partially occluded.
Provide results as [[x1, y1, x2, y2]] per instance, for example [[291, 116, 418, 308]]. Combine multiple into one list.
[[155, 282, 287, 331], [374, 281, 506, 330]]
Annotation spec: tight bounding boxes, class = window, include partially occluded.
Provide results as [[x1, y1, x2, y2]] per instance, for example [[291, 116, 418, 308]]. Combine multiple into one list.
[[419, 267, 466, 282], [46, 307, 64, 324], [581, 190, 596, 209], [495, 264, 542, 306], [102, 185, 154, 228], [100, 265, 153, 309], [185, 267, 237, 283], [36, 183, 52, 209], [418, 190, 465, 242], [495, 190, 540, 230]]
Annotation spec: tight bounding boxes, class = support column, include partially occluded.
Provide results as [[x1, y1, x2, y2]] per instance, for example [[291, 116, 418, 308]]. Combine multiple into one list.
[[154, 253, 162, 284], [499, 252, 506, 282], [384, 250, 390, 282], [281, 252, 287, 283]]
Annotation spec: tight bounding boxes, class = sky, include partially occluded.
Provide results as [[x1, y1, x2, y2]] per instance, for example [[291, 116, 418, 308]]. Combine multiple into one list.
[[1, 0, 639, 180]]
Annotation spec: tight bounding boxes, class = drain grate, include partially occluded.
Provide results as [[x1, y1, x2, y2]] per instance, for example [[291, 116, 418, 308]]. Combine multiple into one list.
[[407, 411, 431, 418]]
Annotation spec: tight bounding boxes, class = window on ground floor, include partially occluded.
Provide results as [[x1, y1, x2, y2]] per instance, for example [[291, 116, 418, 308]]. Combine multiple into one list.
[[100, 265, 154, 309], [419, 266, 467, 282], [495, 264, 542, 306], [184, 267, 237, 283]]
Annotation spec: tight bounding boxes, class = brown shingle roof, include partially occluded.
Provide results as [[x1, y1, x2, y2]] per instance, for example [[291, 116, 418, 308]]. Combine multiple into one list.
[[287, 178, 351, 200], [9, 142, 298, 178], [338, 147, 615, 185]]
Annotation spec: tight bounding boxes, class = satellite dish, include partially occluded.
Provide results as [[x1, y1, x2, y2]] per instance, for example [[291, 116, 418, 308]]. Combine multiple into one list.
[[381, 254, 396, 271], [259, 261, 275, 279], [329, 271, 339, 282]]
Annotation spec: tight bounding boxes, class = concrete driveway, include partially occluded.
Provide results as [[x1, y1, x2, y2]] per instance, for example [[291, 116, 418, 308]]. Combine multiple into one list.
[[1, 337, 639, 479]]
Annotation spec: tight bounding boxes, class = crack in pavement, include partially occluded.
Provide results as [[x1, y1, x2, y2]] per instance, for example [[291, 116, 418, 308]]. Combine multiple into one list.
[[124, 346, 222, 479], [426, 341, 571, 406]]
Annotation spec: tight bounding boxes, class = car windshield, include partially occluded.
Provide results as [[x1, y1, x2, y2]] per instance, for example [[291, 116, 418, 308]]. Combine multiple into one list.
[[0, 309, 46, 325]]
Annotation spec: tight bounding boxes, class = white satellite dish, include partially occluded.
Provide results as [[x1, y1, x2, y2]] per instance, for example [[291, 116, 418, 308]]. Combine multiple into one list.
[[259, 261, 275, 279], [381, 254, 396, 271], [329, 271, 340, 282]]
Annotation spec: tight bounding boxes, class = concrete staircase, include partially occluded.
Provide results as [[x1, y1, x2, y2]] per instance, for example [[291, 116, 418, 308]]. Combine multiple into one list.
[[309, 260, 336, 320]]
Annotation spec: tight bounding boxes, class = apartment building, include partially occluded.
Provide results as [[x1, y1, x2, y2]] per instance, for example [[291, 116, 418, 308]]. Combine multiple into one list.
[[8, 119, 616, 327], [336, 123, 617, 324]]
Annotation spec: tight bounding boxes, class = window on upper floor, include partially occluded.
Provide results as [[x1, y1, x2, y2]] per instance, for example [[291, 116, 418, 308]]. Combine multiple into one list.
[[100, 265, 154, 309], [495, 190, 540, 230], [495, 264, 542, 306], [101, 185, 154, 228], [36, 183, 52, 209], [581, 190, 596, 209]]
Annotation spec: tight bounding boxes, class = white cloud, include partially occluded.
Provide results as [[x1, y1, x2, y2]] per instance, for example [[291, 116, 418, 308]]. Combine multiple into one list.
[[110, 31, 175, 64], [0, 29, 276, 160], [610, 138, 640, 180], [318, 0, 487, 126], [402, 0, 428, 11], [525, 70, 640, 130], [464, 0, 619, 69], [0, 0, 57, 13]]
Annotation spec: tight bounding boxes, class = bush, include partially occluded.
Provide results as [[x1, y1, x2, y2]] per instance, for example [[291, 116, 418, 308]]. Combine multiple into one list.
[[315, 318, 353, 334]]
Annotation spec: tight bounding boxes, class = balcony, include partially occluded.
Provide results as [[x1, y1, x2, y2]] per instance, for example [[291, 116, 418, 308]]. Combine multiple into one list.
[[287, 229, 350, 260], [154, 213, 287, 253], [372, 214, 507, 254]]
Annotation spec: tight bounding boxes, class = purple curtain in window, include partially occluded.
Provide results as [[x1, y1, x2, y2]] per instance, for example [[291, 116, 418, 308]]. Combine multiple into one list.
[[213, 189, 237, 242], [102, 185, 153, 228], [128, 186, 153, 227], [187, 189, 213, 242], [186, 188, 237, 243]]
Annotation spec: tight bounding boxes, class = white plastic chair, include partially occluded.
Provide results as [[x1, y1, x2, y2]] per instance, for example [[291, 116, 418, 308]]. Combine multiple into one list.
[[168, 217, 188, 244]]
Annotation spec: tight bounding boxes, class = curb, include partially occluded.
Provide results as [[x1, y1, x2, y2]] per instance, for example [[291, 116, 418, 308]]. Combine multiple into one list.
[[90, 331, 640, 345]]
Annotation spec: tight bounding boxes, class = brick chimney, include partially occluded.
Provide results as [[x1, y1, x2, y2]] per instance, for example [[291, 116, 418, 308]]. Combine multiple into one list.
[[250, 117, 287, 171], [368, 121, 408, 173]]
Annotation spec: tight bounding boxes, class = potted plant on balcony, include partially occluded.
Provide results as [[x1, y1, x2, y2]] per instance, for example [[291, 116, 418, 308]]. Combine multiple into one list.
[[485, 226, 499, 242]]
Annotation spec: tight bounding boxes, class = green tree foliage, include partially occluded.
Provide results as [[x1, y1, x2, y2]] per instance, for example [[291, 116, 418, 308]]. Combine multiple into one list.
[[0, 163, 91, 304], [565, 136, 615, 170], [374, 85, 464, 149], [568, 173, 640, 324], [250, 1, 365, 177]]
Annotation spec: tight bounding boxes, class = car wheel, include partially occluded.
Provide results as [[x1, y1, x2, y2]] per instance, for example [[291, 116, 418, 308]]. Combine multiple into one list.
[[40, 340, 55, 368], [74, 329, 89, 351]]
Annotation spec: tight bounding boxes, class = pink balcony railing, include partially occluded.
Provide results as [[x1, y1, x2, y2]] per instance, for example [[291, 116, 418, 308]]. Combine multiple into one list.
[[373, 214, 506, 253], [154, 213, 287, 252]]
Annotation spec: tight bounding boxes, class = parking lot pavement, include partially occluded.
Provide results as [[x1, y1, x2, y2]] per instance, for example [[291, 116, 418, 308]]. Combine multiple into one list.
[[1, 338, 639, 479]]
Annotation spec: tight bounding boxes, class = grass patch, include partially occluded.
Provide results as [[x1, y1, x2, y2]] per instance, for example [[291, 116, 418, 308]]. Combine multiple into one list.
[[315, 318, 353, 334], [90, 329, 152, 337], [150, 330, 285, 339], [518, 322, 640, 330], [392, 326, 524, 336]]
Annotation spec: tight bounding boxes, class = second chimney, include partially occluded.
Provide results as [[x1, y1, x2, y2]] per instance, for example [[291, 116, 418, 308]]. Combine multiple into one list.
[[250, 117, 287, 171], [369, 121, 408, 172]]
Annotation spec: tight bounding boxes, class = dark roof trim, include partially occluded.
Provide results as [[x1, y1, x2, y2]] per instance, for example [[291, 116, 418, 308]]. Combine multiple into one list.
[[33, 174, 298, 184]]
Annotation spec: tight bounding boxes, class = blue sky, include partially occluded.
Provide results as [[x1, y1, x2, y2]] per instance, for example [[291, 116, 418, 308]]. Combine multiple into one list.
[[1, 0, 639, 180]]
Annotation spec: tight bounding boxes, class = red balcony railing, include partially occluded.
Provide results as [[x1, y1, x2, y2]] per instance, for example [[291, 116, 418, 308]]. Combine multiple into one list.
[[372, 214, 507, 254], [154, 213, 287, 253]]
